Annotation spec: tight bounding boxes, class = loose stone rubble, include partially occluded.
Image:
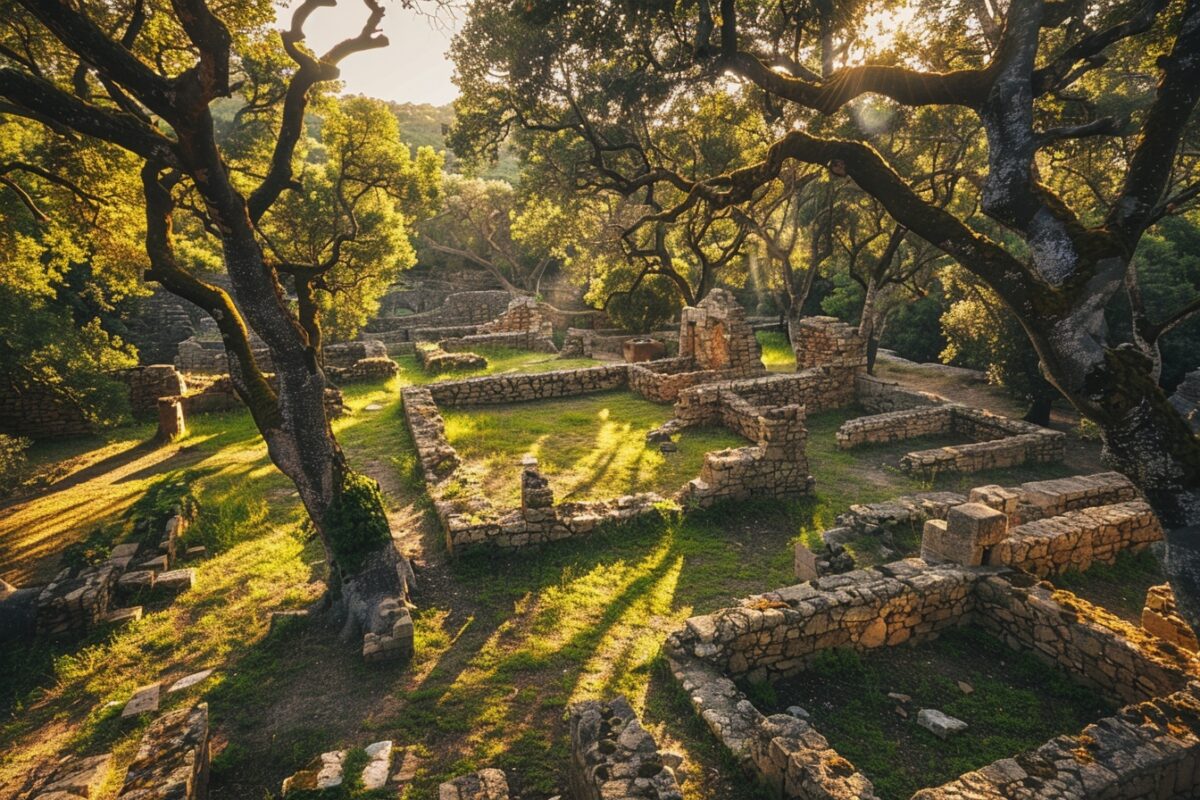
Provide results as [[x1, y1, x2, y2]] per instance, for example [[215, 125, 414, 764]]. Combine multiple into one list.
[[117, 703, 210, 800], [281, 740, 394, 795], [17, 753, 112, 800], [837, 404, 1066, 476], [665, 556, 1200, 799], [437, 768, 510, 800], [569, 696, 685, 800]]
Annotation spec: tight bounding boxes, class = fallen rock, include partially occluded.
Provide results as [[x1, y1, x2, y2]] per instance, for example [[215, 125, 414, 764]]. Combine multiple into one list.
[[122, 683, 162, 719], [917, 708, 968, 739]]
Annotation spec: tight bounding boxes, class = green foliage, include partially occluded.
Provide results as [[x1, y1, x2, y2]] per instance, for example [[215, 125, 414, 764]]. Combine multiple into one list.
[[127, 471, 201, 533], [0, 433, 30, 495], [325, 471, 391, 575], [59, 525, 121, 572], [939, 267, 1058, 412], [1130, 216, 1200, 391], [879, 293, 946, 364], [603, 275, 682, 333]]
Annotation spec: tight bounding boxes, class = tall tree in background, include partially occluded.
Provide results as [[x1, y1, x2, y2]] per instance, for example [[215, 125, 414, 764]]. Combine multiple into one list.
[[0, 0, 437, 641], [456, 0, 1200, 629]]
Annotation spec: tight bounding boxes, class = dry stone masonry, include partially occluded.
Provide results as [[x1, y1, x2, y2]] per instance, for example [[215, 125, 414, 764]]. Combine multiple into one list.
[[117, 703, 211, 800], [1143, 583, 1200, 653], [837, 404, 1066, 476], [665, 558, 1200, 799], [569, 696, 685, 800], [437, 768, 510, 800]]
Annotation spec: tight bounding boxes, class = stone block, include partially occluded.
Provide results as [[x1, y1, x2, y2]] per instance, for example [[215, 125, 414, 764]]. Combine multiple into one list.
[[794, 543, 819, 582], [156, 568, 194, 593], [946, 502, 1008, 547], [917, 708, 968, 739], [920, 519, 983, 566], [102, 606, 143, 627], [122, 683, 162, 719]]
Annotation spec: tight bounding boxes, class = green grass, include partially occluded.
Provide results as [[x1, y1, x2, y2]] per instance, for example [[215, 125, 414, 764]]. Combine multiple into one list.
[[442, 391, 745, 505], [1053, 549, 1164, 622], [755, 330, 795, 372], [758, 626, 1116, 799]]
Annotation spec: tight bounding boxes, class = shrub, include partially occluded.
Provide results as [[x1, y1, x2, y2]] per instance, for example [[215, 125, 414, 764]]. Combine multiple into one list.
[[0, 433, 30, 495], [325, 471, 391, 574]]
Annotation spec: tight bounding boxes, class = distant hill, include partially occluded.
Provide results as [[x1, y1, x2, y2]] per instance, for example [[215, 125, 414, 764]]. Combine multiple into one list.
[[386, 101, 520, 182]]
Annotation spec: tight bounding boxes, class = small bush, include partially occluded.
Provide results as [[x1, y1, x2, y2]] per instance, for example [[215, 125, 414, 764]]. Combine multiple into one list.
[[0, 433, 30, 495], [325, 471, 391, 574]]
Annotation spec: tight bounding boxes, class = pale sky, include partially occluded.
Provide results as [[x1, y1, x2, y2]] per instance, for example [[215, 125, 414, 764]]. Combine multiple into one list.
[[292, 2, 463, 106]]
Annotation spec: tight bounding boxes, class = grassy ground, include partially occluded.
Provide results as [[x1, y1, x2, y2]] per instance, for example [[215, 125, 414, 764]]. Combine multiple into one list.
[[755, 626, 1116, 799], [0, 342, 1122, 800], [443, 391, 744, 506], [756, 330, 795, 372]]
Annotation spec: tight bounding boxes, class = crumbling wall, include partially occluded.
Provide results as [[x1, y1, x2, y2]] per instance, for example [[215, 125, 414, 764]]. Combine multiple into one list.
[[569, 696, 684, 800], [120, 365, 188, 418], [116, 704, 210, 800], [791, 316, 866, 372], [681, 404, 812, 508], [668, 560, 979, 683], [975, 575, 1196, 705], [912, 683, 1200, 799]]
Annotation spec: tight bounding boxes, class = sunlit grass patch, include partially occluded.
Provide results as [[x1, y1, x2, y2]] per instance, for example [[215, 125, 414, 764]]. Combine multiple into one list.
[[442, 391, 744, 505], [756, 330, 795, 372]]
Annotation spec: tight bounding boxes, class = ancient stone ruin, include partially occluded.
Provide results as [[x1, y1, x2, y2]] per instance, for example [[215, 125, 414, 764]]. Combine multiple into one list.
[[402, 292, 819, 553], [837, 404, 1066, 476], [569, 696, 685, 800], [666, 557, 1200, 799], [19, 703, 211, 800]]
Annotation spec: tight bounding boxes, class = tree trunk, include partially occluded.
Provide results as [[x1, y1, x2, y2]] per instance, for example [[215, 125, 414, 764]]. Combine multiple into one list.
[[1022, 393, 1053, 426]]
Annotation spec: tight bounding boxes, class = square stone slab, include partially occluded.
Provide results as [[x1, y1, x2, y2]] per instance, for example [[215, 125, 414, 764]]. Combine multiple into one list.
[[121, 683, 161, 718]]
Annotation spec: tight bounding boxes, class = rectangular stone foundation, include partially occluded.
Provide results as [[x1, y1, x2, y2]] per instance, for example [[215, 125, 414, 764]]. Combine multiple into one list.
[[665, 560, 1200, 799]]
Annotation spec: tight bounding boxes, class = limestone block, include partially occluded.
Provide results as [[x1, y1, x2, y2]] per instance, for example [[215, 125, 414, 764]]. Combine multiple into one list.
[[917, 708, 968, 739], [946, 502, 1008, 548], [122, 683, 162, 719], [794, 544, 819, 582]]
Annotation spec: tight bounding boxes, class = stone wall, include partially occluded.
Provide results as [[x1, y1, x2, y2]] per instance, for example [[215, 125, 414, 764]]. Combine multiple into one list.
[[679, 289, 764, 374], [365, 290, 514, 341], [669, 559, 980, 683], [854, 373, 944, 413], [441, 331, 557, 354], [681, 404, 812, 508], [984, 500, 1162, 575], [665, 561, 1200, 800], [560, 327, 677, 359], [837, 404, 1066, 476], [791, 316, 867, 372], [35, 562, 121, 636], [0, 385, 94, 440], [438, 768, 510, 800], [425, 364, 630, 407], [912, 683, 1200, 799], [116, 704, 210, 800], [569, 696, 684, 800], [326, 356, 399, 384], [176, 338, 385, 375], [974, 575, 1196, 705], [120, 365, 189, 418], [478, 296, 552, 336]]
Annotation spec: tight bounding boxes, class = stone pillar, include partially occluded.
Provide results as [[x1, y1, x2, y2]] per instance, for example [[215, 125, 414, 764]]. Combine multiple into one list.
[[156, 396, 186, 442], [520, 456, 554, 520], [920, 502, 1007, 566]]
